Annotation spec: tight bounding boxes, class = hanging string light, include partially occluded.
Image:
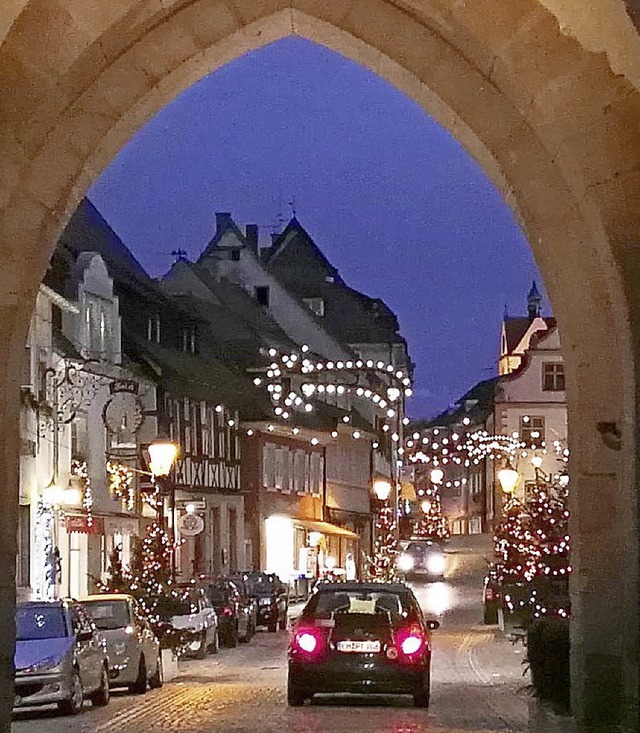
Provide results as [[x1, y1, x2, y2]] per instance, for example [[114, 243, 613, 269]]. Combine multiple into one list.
[[71, 458, 93, 526]]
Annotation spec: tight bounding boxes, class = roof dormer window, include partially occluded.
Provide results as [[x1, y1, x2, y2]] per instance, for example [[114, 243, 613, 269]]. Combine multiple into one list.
[[181, 325, 197, 354], [147, 314, 161, 343], [303, 297, 325, 317], [255, 286, 270, 307]]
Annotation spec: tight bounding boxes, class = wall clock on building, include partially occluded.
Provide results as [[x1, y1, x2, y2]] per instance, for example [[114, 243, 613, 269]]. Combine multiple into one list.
[[103, 389, 144, 444]]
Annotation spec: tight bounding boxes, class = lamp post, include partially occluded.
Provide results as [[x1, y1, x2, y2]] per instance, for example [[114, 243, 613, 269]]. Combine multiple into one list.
[[148, 438, 179, 577], [498, 462, 520, 496], [371, 478, 397, 580]]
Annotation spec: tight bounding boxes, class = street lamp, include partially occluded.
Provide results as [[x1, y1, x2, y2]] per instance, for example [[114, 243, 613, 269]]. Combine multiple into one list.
[[373, 478, 392, 502], [498, 462, 520, 494], [148, 438, 179, 577], [148, 439, 178, 477]]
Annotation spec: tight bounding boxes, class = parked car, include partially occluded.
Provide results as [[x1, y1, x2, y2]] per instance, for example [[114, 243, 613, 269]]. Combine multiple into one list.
[[240, 572, 288, 632], [226, 574, 258, 634], [14, 599, 110, 715], [206, 579, 255, 646], [287, 581, 439, 707], [397, 540, 447, 580], [80, 594, 162, 693], [154, 585, 219, 658]]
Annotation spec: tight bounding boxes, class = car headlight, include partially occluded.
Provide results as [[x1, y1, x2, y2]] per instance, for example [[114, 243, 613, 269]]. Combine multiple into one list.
[[397, 553, 415, 572], [258, 597, 272, 606], [427, 554, 446, 575]]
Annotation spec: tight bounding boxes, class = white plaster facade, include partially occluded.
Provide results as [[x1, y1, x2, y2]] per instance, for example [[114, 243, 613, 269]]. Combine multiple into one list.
[[495, 326, 568, 504]]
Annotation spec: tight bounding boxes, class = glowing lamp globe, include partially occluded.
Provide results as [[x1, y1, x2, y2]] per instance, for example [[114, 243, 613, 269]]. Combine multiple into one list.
[[498, 466, 520, 494], [373, 479, 392, 501], [148, 439, 178, 477], [42, 481, 65, 506], [531, 455, 543, 469]]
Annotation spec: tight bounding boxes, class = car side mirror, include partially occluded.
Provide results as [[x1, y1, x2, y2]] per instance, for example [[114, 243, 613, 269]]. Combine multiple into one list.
[[426, 619, 440, 631], [78, 629, 93, 642]]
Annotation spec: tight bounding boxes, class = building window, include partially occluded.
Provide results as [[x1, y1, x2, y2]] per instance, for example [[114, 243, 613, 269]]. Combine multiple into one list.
[[231, 249, 241, 261], [303, 297, 325, 317], [520, 415, 545, 445], [255, 286, 270, 307], [263, 443, 276, 488], [147, 314, 161, 343], [181, 325, 197, 354], [542, 362, 565, 391]]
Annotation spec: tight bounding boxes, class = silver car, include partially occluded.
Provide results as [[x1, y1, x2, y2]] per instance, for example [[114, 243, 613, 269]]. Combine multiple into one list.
[[14, 599, 110, 715], [80, 594, 163, 694]]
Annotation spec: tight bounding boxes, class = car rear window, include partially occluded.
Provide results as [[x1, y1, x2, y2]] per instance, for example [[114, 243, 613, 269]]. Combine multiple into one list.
[[81, 600, 131, 630], [16, 606, 68, 640], [310, 590, 405, 617]]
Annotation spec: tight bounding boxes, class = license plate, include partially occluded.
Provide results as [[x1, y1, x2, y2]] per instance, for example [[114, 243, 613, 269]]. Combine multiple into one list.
[[336, 640, 381, 653]]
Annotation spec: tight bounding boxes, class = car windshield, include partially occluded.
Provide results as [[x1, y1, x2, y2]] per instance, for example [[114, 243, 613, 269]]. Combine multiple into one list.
[[155, 594, 197, 619], [407, 542, 442, 556], [82, 600, 131, 630], [310, 590, 405, 617], [16, 606, 68, 640], [244, 576, 277, 595]]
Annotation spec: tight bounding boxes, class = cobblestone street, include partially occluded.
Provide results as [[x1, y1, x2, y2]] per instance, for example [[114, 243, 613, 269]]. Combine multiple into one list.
[[12, 539, 530, 733]]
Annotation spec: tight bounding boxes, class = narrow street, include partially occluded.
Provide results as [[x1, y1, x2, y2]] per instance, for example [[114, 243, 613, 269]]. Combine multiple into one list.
[[12, 538, 530, 733]]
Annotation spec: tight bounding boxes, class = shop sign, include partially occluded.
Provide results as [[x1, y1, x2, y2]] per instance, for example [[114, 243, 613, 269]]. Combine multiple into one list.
[[177, 513, 205, 536], [65, 515, 104, 535]]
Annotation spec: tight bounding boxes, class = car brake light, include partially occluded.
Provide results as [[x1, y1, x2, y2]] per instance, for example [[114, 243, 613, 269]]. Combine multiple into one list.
[[396, 625, 425, 658], [400, 634, 424, 655], [293, 627, 323, 656]]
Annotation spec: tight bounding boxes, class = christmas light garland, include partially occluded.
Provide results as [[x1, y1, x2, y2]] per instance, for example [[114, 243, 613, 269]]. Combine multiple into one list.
[[107, 461, 135, 511], [254, 346, 412, 444], [71, 458, 93, 526]]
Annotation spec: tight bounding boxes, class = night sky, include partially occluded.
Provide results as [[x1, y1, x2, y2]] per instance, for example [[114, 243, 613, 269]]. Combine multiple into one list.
[[89, 37, 549, 419]]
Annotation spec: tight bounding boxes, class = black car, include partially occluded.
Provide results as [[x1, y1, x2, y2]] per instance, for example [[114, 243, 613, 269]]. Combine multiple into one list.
[[237, 572, 288, 632], [287, 581, 439, 707], [206, 579, 255, 646]]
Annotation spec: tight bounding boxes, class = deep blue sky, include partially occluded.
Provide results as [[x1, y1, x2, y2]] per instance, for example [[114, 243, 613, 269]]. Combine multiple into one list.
[[89, 37, 549, 419]]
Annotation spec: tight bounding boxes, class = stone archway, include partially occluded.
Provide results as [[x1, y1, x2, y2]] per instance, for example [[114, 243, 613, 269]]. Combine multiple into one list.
[[0, 1, 639, 729]]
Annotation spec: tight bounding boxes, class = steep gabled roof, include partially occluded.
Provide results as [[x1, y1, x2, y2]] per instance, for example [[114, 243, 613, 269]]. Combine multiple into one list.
[[190, 267, 297, 352], [124, 330, 271, 419], [199, 212, 249, 260], [261, 217, 342, 283], [503, 316, 556, 354]]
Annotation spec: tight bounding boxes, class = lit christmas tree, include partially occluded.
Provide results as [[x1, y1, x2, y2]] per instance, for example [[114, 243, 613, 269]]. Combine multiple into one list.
[[368, 504, 399, 581], [127, 523, 174, 597], [527, 474, 571, 620], [493, 496, 538, 585], [413, 485, 450, 540]]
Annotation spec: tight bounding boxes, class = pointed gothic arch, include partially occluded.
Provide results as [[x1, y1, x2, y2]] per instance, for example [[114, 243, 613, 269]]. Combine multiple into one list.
[[0, 2, 639, 729]]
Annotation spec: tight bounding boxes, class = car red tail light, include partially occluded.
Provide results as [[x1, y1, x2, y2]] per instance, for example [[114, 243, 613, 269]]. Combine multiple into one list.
[[292, 627, 324, 657], [396, 625, 426, 660]]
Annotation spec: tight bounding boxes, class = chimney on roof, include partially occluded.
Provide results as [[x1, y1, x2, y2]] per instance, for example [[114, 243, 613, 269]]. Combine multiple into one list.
[[245, 224, 259, 254], [215, 212, 233, 235]]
